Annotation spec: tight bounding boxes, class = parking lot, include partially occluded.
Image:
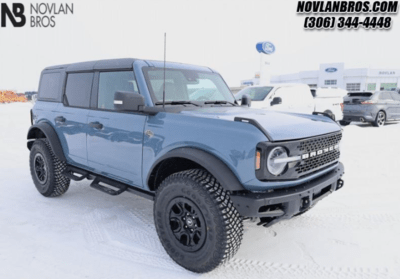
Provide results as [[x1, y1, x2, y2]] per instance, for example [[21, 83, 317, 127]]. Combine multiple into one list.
[[1, 102, 399, 279]]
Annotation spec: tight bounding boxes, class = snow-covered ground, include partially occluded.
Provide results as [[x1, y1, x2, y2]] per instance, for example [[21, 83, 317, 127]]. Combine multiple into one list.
[[1, 103, 399, 279]]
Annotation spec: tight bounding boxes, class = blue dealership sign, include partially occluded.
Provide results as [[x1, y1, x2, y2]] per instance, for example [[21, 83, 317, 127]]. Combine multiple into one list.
[[325, 68, 337, 73], [256, 41, 275, 55]]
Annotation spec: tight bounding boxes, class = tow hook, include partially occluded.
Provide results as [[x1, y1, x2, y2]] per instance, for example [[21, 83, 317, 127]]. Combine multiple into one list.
[[300, 196, 310, 211], [336, 179, 344, 191]]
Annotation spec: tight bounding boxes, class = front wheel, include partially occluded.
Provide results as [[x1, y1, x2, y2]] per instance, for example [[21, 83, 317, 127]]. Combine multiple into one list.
[[154, 169, 243, 273], [373, 111, 386, 127]]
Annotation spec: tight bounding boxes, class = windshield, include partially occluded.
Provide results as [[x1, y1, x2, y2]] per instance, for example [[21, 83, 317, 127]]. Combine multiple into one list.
[[235, 86, 273, 101], [143, 67, 235, 104]]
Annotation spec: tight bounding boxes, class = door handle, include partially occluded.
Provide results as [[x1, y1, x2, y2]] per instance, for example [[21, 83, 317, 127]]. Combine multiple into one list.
[[55, 116, 66, 123], [89, 121, 103, 129]]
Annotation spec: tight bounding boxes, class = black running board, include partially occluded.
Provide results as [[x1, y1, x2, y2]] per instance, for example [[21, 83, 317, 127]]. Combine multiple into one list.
[[62, 164, 155, 200], [62, 166, 88, 181], [90, 176, 127, 196]]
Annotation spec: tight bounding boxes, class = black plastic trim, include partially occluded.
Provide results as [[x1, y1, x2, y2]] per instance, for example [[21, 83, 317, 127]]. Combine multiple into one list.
[[147, 147, 245, 192], [27, 122, 66, 162], [234, 117, 273, 141], [230, 162, 344, 220], [312, 111, 334, 120]]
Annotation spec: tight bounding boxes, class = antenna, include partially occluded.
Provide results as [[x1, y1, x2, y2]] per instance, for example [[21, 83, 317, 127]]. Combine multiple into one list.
[[162, 33, 166, 108]]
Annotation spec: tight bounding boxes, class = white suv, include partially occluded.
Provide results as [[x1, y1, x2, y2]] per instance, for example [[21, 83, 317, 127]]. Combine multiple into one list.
[[311, 88, 347, 121], [235, 84, 314, 114]]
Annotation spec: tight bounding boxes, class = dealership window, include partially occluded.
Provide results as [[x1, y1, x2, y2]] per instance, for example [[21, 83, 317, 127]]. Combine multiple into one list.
[[98, 71, 138, 110], [346, 83, 361, 92], [324, 80, 337, 86], [367, 83, 376, 91], [380, 83, 397, 91]]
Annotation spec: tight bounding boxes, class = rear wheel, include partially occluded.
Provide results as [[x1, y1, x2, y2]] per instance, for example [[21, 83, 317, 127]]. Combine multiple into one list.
[[339, 120, 350, 126], [154, 169, 243, 273], [29, 139, 70, 197], [373, 111, 386, 127]]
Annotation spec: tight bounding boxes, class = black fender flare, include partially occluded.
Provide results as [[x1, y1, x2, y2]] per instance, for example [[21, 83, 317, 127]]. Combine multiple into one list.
[[147, 147, 245, 192], [27, 122, 66, 162]]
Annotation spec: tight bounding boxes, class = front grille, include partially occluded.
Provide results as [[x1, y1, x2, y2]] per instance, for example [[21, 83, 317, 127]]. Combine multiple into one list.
[[295, 132, 342, 175]]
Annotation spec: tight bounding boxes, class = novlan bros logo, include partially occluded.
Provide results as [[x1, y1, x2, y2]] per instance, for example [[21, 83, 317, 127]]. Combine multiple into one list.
[[1, 2, 73, 28], [1, 3, 25, 27]]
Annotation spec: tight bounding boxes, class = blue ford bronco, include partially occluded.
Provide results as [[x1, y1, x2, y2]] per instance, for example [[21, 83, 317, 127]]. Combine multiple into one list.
[[28, 58, 344, 273]]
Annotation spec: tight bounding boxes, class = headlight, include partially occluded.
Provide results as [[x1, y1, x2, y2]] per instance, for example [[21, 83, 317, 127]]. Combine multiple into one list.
[[267, 147, 288, 176]]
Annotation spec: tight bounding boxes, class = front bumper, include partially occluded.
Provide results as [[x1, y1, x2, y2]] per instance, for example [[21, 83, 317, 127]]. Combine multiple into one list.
[[230, 162, 344, 227]]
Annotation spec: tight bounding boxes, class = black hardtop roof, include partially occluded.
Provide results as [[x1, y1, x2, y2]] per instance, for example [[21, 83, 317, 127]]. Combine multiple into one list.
[[44, 58, 137, 72], [43, 58, 213, 73]]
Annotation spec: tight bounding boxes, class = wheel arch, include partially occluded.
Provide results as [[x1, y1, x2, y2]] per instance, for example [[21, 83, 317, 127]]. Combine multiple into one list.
[[147, 147, 245, 192], [378, 109, 387, 118], [27, 122, 66, 162]]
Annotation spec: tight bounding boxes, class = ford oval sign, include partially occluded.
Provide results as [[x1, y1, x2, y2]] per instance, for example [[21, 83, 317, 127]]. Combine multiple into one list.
[[325, 68, 337, 73], [256, 42, 275, 55]]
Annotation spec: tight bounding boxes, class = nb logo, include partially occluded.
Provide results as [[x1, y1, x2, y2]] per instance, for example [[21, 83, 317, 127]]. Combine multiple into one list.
[[1, 3, 26, 27]]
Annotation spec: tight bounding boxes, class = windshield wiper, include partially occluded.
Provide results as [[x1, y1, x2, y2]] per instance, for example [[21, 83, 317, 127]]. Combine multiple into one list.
[[155, 101, 201, 107], [204, 100, 237, 106]]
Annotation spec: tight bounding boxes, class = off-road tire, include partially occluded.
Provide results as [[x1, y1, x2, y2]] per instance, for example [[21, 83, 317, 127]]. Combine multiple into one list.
[[154, 169, 243, 273], [372, 111, 386, 127], [29, 139, 70, 197], [339, 120, 350, 126]]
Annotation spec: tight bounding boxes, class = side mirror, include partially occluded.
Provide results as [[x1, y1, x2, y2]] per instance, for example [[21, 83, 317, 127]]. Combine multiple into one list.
[[114, 91, 145, 111], [241, 94, 252, 107], [114, 91, 158, 115], [271, 97, 282, 106]]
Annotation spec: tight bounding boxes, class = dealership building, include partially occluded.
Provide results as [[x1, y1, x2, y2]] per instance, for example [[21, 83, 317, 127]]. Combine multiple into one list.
[[240, 63, 400, 92]]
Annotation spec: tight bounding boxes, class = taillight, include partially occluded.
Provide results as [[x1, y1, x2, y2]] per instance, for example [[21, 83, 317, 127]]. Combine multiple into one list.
[[340, 103, 344, 111], [361, 100, 376, 105]]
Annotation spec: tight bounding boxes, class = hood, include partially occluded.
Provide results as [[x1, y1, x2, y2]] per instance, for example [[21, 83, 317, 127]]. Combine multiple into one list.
[[180, 107, 341, 141]]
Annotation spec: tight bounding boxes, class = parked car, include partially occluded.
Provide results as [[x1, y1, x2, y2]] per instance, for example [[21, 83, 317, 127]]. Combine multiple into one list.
[[24, 91, 38, 100], [235, 84, 314, 114], [27, 59, 345, 273], [310, 88, 347, 121], [341, 91, 400, 127]]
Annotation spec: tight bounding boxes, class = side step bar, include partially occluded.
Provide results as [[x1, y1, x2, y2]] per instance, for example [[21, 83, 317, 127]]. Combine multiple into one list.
[[62, 166, 88, 181], [90, 176, 127, 196], [61, 164, 155, 200]]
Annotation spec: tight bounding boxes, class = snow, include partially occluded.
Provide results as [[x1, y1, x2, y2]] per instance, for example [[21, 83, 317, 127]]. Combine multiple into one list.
[[1, 102, 399, 279]]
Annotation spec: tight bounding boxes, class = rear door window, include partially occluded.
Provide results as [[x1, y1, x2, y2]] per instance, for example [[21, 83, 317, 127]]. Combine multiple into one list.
[[390, 92, 400, 101], [379, 92, 393, 101], [39, 73, 61, 100], [65, 73, 94, 108], [98, 71, 138, 110]]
